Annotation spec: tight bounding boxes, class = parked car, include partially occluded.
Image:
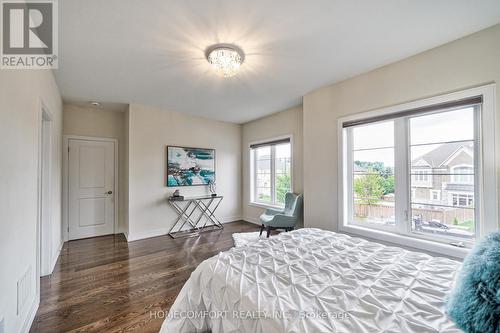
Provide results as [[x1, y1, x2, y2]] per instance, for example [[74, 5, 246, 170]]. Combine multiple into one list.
[[428, 219, 449, 229]]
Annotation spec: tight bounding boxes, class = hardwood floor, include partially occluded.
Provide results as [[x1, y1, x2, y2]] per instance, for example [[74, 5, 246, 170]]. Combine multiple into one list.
[[30, 221, 259, 333]]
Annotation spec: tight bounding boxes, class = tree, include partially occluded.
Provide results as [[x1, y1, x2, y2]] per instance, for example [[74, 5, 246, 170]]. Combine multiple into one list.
[[354, 161, 395, 195], [354, 174, 384, 205], [380, 175, 395, 195], [276, 174, 291, 204]]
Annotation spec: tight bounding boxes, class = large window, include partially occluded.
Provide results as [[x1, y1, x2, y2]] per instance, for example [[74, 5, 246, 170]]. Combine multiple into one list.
[[409, 108, 476, 241], [339, 86, 498, 254], [250, 137, 292, 207]]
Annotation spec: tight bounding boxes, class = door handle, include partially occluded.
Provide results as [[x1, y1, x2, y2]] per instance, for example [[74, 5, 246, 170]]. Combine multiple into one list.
[[106, 191, 113, 195]]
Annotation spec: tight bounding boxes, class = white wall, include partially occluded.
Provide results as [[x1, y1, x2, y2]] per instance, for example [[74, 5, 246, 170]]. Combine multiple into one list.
[[63, 104, 125, 137], [303, 24, 500, 231], [127, 104, 241, 241], [63, 104, 128, 233], [241, 106, 303, 224], [0, 70, 62, 333]]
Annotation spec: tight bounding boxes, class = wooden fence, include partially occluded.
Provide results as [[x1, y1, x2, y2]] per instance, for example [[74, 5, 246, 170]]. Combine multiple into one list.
[[355, 203, 474, 225]]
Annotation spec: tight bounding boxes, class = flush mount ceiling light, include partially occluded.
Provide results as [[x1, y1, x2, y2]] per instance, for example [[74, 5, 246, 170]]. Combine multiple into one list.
[[89, 101, 101, 107], [205, 44, 245, 78]]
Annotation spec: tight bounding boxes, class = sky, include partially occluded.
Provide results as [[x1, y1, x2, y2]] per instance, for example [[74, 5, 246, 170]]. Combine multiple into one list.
[[352, 107, 474, 168]]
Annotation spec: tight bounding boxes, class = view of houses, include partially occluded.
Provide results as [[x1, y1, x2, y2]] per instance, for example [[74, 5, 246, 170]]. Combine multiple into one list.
[[354, 142, 475, 240], [254, 143, 292, 205]]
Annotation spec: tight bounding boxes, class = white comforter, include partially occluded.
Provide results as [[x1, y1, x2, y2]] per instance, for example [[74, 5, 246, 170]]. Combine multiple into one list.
[[160, 228, 462, 333]]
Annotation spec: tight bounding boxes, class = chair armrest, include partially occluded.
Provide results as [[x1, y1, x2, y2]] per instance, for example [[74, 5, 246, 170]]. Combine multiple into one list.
[[265, 208, 284, 216]]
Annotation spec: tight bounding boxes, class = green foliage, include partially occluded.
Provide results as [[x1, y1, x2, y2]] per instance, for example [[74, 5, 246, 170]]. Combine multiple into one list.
[[353, 161, 394, 203], [258, 193, 271, 202], [354, 174, 384, 205], [453, 217, 459, 226], [355, 161, 393, 178], [457, 220, 474, 230], [380, 175, 395, 195], [276, 174, 291, 204]]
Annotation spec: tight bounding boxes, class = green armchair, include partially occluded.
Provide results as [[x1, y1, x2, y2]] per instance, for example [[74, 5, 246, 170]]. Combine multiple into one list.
[[259, 193, 303, 238]]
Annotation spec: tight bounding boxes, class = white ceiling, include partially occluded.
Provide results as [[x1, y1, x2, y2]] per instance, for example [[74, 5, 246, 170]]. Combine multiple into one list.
[[56, 0, 500, 123]]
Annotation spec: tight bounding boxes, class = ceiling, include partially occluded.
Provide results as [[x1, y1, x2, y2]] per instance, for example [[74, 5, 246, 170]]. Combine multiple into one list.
[[56, 0, 500, 123]]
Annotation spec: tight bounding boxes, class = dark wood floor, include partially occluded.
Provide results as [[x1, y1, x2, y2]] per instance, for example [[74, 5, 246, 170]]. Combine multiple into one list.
[[30, 221, 259, 333]]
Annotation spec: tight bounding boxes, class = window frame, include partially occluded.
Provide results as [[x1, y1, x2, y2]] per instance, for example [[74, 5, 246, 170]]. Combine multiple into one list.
[[249, 135, 293, 209], [338, 85, 498, 259]]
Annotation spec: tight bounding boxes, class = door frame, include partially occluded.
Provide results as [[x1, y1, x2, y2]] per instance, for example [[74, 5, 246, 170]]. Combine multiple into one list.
[[63, 135, 119, 242], [36, 99, 54, 284]]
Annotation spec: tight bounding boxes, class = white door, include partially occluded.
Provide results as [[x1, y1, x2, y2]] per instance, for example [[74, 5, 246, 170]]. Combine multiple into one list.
[[68, 139, 115, 240]]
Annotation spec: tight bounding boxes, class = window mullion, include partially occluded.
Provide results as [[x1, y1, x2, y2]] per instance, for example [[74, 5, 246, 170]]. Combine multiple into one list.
[[345, 128, 354, 225], [394, 118, 409, 235], [473, 105, 482, 238], [251, 149, 255, 202], [271, 145, 276, 205]]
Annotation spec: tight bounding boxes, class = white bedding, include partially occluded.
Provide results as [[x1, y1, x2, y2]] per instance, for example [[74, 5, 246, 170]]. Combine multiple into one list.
[[160, 228, 462, 333]]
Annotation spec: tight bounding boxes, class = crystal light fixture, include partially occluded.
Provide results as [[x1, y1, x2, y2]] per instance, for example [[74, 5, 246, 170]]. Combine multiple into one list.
[[205, 44, 245, 78]]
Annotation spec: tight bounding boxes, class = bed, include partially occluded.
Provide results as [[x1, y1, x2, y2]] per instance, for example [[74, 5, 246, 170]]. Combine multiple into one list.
[[160, 228, 462, 333]]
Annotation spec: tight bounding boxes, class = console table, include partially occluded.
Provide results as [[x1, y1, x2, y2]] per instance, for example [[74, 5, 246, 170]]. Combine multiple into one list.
[[167, 195, 224, 238]]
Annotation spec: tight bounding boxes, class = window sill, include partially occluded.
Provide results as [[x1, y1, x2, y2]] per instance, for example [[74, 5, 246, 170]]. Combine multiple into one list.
[[339, 224, 468, 260], [248, 201, 284, 211]]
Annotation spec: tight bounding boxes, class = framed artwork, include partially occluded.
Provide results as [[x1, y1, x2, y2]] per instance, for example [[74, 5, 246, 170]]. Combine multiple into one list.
[[167, 146, 215, 186]]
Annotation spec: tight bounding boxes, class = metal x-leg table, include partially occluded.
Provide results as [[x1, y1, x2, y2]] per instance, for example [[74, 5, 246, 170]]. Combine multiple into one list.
[[167, 195, 224, 238]]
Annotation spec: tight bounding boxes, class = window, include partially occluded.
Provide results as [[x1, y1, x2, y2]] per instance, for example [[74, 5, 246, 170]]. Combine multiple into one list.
[[415, 170, 429, 181], [412, 169, 432, 187], [351, 120, 395, 228], [451, 193, 474, 207], [430, 190, 441, 201], [452, 166, 474, 184], [254, 146, 272, 203], [409, 109, 476, 241], [250, 137, 292, 207], [339, 85, 498, 255]]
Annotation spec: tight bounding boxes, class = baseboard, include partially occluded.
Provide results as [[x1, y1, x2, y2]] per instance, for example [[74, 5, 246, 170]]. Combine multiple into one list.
[[123, 231, 129, 242], [126, 216, 244, 242], [219, 216, 243, 223], [21, 294, 39, 333], [126, 227, 168, 242], [242, 216, 261, 225]]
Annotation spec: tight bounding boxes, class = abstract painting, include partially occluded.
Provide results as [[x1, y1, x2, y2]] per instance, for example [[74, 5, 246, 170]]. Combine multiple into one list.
[[167, 146, 215, 186]]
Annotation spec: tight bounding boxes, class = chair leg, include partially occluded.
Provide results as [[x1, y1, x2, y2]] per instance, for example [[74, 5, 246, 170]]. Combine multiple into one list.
[[266, 226, 271, 238], [259, 225, 264, 236]]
